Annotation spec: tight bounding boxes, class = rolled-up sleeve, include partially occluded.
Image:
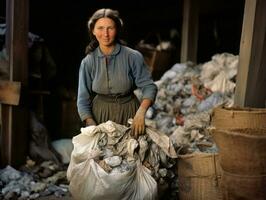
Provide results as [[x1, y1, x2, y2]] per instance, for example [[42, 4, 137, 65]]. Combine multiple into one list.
[[131, 51, 158, 102], [77, 58, 94, 121]]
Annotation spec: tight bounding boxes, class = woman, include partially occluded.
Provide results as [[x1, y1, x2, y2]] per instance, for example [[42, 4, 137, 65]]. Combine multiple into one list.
[[77, 8, 157, 138]]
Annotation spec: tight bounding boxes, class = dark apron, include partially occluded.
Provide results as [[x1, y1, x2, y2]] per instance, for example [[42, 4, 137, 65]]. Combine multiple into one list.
[[92, 93, 140, 126]]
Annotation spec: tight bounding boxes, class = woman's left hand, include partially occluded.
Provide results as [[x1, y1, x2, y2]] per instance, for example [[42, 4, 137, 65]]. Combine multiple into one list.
[[132, 107, 146, 138]]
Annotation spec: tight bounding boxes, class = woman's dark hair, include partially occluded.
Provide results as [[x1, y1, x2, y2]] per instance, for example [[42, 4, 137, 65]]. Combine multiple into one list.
[[85, 8, 124, 54]]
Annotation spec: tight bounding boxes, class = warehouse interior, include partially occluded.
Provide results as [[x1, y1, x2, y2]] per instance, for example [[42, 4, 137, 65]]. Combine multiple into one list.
[[1, 0, 266, 199]]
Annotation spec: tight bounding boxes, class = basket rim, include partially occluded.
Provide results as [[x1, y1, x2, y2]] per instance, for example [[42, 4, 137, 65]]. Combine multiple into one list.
[[213, 128, 266, 139], [178, 152, 218, 159], [214, 106, 266, 113]]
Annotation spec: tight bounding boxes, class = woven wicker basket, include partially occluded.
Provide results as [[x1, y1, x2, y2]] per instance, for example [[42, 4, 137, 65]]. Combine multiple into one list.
[[211, 106, 266, 129], [212, 128, 266, 200], [178, 152, 222, 200]]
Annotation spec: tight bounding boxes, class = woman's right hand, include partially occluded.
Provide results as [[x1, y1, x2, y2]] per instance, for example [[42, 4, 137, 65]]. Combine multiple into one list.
[[85, 117, 97, 126]]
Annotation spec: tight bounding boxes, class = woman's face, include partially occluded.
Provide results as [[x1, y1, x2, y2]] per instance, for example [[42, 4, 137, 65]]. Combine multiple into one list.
[[93, 17, 117, 48]]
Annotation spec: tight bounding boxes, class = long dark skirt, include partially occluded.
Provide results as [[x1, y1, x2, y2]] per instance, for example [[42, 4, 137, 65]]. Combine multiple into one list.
[[92, 94, 140, 126]]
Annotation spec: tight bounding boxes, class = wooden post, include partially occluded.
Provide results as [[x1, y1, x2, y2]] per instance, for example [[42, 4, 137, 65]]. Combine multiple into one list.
[[0, 81, 21, 167], [234, 0, 266, 107], [1, 0, 29, 167], [180, 0, 199, 63]]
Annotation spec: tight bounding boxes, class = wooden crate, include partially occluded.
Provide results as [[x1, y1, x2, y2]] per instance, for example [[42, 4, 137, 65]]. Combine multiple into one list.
[[136, 47, 173, 80]]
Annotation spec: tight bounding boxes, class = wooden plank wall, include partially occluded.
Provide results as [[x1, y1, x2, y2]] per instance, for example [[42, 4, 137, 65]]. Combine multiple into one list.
[[234, 0, 266, 107], [1, 0, 29, 167]]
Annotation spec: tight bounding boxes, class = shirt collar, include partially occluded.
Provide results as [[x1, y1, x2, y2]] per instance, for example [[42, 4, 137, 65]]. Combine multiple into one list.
[[96, 43, 121, 57]]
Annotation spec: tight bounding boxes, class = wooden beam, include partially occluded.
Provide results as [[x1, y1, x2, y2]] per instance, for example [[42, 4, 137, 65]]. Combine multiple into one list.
[[1, 0, 29, 167], [180, 0, 199, 63], [234, 0, 266, 108]]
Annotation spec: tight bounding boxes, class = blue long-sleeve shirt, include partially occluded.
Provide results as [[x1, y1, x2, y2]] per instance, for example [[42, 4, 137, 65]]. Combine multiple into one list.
[[77, 43, 158, 121]]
